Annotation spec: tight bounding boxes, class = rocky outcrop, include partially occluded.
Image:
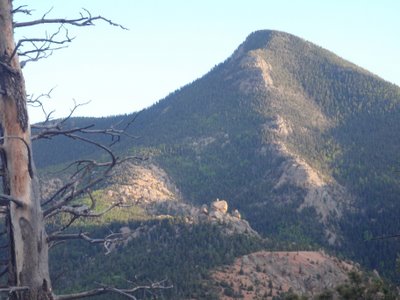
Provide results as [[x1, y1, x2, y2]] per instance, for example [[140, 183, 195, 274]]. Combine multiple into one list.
[[212, 251, 357, 299], [211, 199, 228, 214], [39, 161, 182, 206], [147, 199, 259, 237], [107, 161, 182, 204]]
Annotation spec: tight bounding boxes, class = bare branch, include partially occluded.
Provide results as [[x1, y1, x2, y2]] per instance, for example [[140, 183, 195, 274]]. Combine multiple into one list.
[[42, 157, 116, 218], [0, 286, 29, 294], [12, 7, 126, 68], [14, 8, 128, 30], [31, 101, 138, 143], [54, 287, 109, 300], [367, 234, 400, 241], [31, 100, 90, 135], [122, 111, 142, 132], [32, 108, 139, 218], [47, 232, 105, 243], [41, 181, 75, 207], [45, 195, 130, 232], [19, 46, 55, 68], [27, 87, 55, 107], [27, 88, 56, 122], [47, 231, 127, 255], [47, 240, 66, 251], [42, 154, 143, 217], [15, 25, 73, 68], [58, 215, 79, 232], [32, 123, 94, 141], [55, 280, 172, 300], [12, 5, 33, 15], [32, 117, 137, 142], [12, 25, 74, 62]]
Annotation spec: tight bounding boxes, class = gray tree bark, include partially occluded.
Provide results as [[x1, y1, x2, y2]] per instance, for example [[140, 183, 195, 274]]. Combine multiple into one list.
[[0, 0, 53, 299]]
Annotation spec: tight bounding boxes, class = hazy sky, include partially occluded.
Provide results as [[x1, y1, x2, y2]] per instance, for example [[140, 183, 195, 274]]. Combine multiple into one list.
[[13, 0, 400, 122]]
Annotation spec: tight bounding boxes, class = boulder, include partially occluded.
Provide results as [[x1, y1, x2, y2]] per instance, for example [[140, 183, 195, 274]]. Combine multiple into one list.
[[201, 204, 209, 215], [232, 209, 241, 219], [211, 199, 228, 214]]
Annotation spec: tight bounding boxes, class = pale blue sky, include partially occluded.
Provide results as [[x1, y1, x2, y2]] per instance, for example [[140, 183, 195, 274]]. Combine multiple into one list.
[[13, 0, 400, 122]]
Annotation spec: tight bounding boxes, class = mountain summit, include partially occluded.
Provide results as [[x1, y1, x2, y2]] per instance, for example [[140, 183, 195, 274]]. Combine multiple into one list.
[[34, 30, 400, 277]]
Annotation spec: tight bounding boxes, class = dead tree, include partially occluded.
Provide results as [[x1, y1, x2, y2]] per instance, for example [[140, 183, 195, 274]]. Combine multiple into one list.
[[0, 1, 169, 299]]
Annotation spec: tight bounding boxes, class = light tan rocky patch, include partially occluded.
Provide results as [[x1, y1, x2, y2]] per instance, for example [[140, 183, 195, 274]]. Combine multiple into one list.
[[107, 162, 182, 204], [212, 251, 356, 299]]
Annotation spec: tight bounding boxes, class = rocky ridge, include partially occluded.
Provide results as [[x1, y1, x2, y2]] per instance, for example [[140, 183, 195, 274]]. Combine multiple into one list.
[[228, 34, 355, 243], [148, 198, 259, 237], [104, 199, 260, 254], [261, 115, 352, 244]]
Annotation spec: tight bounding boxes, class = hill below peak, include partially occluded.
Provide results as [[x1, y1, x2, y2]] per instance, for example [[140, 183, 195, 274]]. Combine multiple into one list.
[[212, 250, 356, 299]]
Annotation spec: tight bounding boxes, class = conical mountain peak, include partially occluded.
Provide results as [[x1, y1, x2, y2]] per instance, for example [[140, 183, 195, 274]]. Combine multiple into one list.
[[231, 29, 371, 81], [236, 29, 301, 53]]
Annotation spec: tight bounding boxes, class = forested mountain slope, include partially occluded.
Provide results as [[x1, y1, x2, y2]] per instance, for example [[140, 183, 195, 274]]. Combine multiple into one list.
[[33, 30, 400, 279]]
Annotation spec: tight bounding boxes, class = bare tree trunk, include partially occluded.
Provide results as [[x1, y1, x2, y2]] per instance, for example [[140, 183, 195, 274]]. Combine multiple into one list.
[[0, 0, 53, 299]]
